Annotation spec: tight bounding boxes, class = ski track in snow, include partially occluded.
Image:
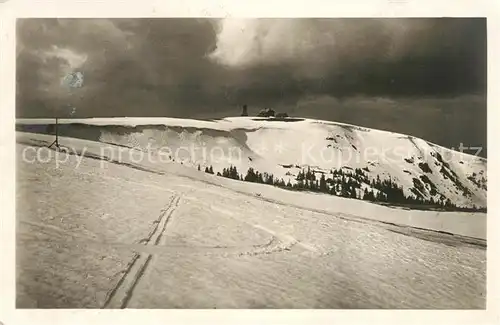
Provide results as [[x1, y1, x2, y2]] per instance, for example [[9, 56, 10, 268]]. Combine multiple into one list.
[[100, 191, 322, 308], [103, 195, 181, 308]]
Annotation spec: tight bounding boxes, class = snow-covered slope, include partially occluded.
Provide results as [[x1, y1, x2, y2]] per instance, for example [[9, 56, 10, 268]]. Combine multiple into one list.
[[16, 116, 487, 208], [16, 136, 486, 308]]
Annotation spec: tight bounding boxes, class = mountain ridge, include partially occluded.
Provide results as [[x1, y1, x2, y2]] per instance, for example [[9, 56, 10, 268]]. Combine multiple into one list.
[[16, 116, 487, 208]]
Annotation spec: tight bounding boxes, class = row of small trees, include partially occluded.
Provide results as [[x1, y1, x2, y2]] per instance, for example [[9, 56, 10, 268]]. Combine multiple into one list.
[[200, 164, 477, 211]]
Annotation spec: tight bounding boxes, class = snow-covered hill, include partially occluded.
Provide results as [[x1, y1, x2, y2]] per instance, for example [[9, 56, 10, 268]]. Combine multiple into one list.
[[16, 116, 487, 208], [16, 136, 486, 308]]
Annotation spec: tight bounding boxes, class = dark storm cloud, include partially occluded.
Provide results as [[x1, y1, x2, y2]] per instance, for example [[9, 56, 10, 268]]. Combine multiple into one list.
[[17, 18, 486, 115], [17, 18, 220, 117], [212, 19, 485, 93], [16, 18, 486, 155]]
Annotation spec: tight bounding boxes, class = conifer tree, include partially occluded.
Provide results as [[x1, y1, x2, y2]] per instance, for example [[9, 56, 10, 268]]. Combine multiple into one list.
[[319, 174, 327, 192]]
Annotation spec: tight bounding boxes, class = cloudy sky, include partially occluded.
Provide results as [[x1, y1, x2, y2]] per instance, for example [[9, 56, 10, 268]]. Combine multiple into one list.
[[16, 18, 487, 156]]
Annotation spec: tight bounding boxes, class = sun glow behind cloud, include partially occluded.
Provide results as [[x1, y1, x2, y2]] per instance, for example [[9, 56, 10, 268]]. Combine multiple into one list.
[[209, 19, 328, 68]]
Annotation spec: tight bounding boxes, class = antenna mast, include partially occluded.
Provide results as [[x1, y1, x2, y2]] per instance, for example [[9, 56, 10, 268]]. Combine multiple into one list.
[[48, 71, 83, 149]]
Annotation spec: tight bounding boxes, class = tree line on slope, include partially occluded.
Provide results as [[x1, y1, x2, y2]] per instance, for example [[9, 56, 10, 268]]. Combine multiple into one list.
[[200, 164, 485, 212]]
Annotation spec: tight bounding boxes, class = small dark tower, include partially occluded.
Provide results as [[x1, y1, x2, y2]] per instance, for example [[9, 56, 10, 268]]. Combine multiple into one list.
[[241, 104, 248, 116]]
